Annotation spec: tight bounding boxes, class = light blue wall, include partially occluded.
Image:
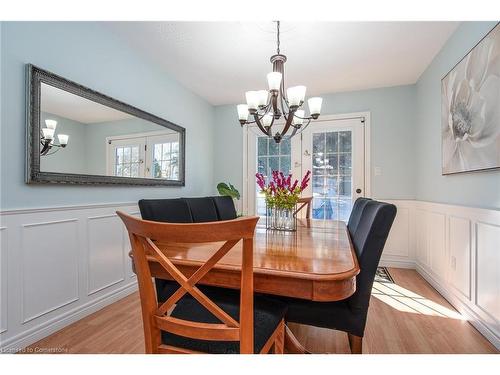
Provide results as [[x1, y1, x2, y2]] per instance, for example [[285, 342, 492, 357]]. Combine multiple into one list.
[[214, 85, 417, 200], [0, 22, 215, 210], [415, 21, 500, 210]]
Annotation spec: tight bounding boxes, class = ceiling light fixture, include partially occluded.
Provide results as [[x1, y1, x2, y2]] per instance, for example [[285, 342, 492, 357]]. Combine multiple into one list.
[[237, 21, 323, 143], [40, 119, 69, 156]]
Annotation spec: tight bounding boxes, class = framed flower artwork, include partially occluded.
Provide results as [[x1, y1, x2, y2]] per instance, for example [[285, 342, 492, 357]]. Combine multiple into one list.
[[441, 22, 500, 175]]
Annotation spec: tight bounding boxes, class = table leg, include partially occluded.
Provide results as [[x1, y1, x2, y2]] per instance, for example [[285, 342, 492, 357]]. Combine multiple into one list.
[[284, 325, 310, 354]]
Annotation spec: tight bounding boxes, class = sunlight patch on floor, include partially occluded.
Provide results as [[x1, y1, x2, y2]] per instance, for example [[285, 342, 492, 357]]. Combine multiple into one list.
[[371, 281, 465, 320]]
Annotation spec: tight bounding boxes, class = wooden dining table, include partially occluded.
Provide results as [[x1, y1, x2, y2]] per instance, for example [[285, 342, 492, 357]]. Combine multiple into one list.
[[142, 217, 360, 353]]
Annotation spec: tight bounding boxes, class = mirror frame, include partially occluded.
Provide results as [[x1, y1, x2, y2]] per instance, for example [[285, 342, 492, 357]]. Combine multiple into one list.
[[26, 64, 186, 186]]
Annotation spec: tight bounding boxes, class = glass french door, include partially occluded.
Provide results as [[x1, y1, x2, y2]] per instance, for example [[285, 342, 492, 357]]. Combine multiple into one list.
[[246, 117, 365, 222], [300, 118, 365, 222]]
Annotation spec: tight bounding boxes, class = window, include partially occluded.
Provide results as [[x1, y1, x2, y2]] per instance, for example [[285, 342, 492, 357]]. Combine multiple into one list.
[[107, 132, 179, 179]]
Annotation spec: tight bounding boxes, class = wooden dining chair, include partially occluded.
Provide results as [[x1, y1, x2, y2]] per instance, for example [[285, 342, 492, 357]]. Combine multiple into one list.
[[118, 212, 287, 354], [293, 197, 312, 219]]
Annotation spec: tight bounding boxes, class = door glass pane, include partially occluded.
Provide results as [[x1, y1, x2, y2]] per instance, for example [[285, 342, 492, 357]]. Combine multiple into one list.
[[151, 141, 179, 179], [114, 145, 141, 178], [311, 130, 353, 222], [255, 136, 292, 216]]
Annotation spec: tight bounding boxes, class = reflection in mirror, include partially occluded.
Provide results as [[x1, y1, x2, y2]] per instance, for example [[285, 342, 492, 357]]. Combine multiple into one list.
[[39, 83, 181, 180]]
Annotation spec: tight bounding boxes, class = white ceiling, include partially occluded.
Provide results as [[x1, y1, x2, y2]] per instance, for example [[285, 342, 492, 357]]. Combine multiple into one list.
[[41, 83, 133, 123], [106, 21, 459, 106]]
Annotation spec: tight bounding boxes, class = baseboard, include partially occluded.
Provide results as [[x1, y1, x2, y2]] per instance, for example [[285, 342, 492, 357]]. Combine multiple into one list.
[[379, 257, 415, 269], [416, 264, 500, 351], [1, 282, 138, 353]]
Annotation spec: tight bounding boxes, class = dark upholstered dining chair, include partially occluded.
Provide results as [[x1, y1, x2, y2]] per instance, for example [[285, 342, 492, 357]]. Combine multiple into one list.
[[279, 199, 396, 353], [347, 197, 372, 236], [138, 197, 239, 307], [211, 196, 238, 221], [138, 198, 193, 223], [119, 212, 287, 354]]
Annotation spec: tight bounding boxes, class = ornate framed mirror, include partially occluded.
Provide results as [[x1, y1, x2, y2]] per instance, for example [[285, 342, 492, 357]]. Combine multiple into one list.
[[26, 64, 186, 186]]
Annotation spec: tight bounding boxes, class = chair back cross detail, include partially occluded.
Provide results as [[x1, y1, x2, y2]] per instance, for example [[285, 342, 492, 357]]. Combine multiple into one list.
[[117, 211, 259, 354]]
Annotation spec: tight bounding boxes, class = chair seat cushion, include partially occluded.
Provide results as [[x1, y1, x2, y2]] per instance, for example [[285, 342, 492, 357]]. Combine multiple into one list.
[[162, 288, 287, 353], [279, 296, 364, 337]]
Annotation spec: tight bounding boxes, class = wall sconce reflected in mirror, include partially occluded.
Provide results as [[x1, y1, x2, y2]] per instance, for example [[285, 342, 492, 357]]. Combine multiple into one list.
[[40, 119, 69, 156]]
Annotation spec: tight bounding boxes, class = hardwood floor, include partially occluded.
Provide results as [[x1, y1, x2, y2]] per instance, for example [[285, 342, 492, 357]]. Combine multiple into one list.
[[24, 268, 498, 354]]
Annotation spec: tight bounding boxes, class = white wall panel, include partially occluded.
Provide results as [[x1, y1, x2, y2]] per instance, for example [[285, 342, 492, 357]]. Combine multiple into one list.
[[0, 227, 8, 334], [21, 219, 79, 323], [87, 214, 125, 295], [448, 216, 471, 299], [476, 222, 500, 331], [428, 212, 447, 280], [415, 209, 428, 267], [384, 206, 410, 257]]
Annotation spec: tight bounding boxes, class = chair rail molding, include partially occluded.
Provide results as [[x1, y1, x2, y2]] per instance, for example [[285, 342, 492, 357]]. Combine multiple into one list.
[[0, 199, 498, 351]]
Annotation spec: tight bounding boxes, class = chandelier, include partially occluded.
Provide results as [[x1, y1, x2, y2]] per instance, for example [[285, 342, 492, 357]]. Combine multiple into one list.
[[40, 119, 69, 156], [237, 21, 323, 143]]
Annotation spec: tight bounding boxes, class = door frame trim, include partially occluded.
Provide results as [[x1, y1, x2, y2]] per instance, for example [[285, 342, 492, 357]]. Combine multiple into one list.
[[241, 111, 371, 215]]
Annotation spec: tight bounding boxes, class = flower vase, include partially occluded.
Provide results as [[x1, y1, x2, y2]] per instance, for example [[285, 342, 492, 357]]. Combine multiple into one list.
[[266, 205, 296, 232]]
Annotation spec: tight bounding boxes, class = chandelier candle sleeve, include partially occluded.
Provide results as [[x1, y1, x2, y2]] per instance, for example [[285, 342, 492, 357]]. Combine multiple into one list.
[[267, 72, 282, 91], [237, 104, 249, 123], [245, 91, 259, 111], [256, 90, 269, 107], [236, 21, 324, 143], [308, 97, 323, 117], [293, 110, 305, 126], [42, 127, 55, 140], [57, 134, 69, 146], [287, 86, 306, 107], [263, 113, 273, 127], [45, 119, 57, 130]]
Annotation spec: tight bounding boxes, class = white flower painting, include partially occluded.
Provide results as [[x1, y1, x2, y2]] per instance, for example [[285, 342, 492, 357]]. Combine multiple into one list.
[[442, 23, 500, 174]]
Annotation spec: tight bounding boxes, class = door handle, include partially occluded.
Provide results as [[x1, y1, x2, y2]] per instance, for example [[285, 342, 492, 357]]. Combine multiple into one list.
[[356, 188, 362, 194]]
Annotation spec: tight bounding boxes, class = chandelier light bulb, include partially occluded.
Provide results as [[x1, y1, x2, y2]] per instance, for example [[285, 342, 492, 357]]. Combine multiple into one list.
[[45, 119, 57, 130], [58, 134, 69, 146], [262, 113, 273, 128], [245, 91, 259, 111], [287, 86, 307, 107], [293, 110, 305, 126], [256, 90, 269, 107], [308, 97, 323, 116], [267, 72, 282, 91], [237, 104, 249, 121], [42, 127, 55, 140]]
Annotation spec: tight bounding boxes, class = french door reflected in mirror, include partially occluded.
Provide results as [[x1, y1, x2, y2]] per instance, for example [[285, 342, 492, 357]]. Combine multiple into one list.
[[246, 116, 367, 222]]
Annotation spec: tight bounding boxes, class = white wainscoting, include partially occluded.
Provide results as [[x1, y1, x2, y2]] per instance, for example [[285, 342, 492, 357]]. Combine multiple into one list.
[[1, 227, 8, 335], [0, 203, 138, 352], [381, 199, 500, 350], [0, 200, 498, 351]]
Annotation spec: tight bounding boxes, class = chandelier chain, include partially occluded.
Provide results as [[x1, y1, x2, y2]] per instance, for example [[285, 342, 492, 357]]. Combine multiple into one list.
[[276, 21, 280, 54]]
